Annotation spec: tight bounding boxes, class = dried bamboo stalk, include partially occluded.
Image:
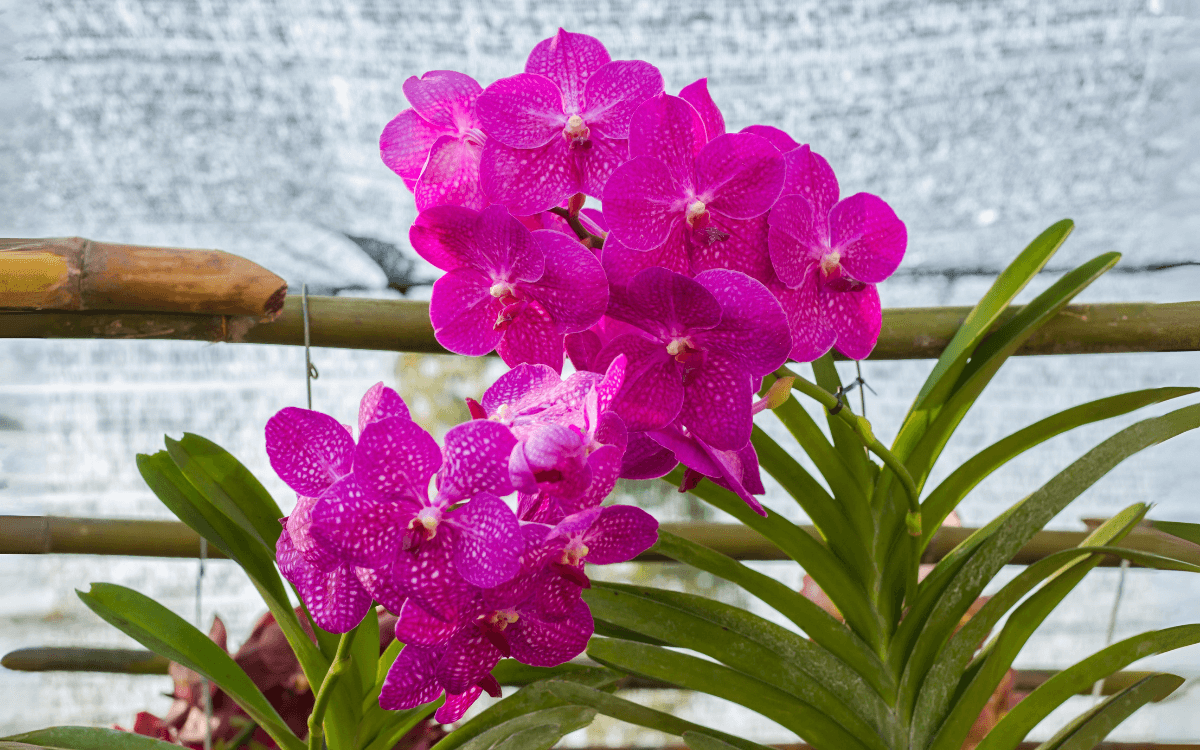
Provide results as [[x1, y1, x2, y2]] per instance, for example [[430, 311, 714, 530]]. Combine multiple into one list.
[[0, 237, 287, 317], [2, 297, 1197, 359], [2, 516, 1195, 567]]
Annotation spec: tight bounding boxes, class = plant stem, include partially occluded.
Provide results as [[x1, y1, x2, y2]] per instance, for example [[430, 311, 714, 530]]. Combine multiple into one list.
[[547, 206, 606, 248], [782, 367, 925, 602], [307, 630, 355, 750]]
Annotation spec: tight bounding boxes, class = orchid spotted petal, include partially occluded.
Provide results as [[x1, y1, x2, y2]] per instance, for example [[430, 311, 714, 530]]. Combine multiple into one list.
[[679, 78, 726, 142], [437, 419, 518, 501], [358, 383, 411, 433], [379, 645, 445, 711], [265, 408, 354, 497], [276, 518, 371, 633], [446, 493, 524, 588]]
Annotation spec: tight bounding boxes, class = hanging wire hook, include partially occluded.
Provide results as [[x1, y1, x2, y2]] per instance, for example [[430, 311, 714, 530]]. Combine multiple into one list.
[[827, 371, 875, 416], [1091, 557, 1131, 701], [302, 283, 319, 410]]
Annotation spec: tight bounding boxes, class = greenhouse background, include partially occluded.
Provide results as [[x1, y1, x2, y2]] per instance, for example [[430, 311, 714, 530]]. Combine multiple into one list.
[[1, 0, 1199, 745]]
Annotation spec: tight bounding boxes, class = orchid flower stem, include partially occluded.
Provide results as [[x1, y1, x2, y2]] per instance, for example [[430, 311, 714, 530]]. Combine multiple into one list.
[[307, 630, 355, 750], [780, 367, 924, 605], [547, 206, 605, 248]]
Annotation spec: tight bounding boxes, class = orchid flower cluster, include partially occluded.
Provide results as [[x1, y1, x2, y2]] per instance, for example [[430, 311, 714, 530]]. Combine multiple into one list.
[[266, 28, 906, 726]]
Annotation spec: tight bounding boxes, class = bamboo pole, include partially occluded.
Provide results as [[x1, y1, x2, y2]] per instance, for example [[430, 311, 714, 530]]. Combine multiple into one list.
[[2, 297, 1198, 359], [2, 516, 1196, 568], [0, 645, 1149, 699], [0, 238, 287, 317]]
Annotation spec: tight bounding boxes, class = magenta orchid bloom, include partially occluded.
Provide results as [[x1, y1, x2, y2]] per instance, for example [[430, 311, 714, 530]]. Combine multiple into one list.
[[378, 642, 502, 723], [411, 204, 608, 372], [380, 70, 488, 211], [602, 94, 785, 281], [596, 267, 790, 451], [476, 29, 664, 215], [536, 505, 659, 590], [265, 383, 410, 632], [767, 145, 907, 361]]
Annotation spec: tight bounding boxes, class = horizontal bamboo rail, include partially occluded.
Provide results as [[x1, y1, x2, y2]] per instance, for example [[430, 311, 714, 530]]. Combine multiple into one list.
[[0, 645, 1148, 700], [2, 516, 1196, 568], [3, 296, 1198, 359]]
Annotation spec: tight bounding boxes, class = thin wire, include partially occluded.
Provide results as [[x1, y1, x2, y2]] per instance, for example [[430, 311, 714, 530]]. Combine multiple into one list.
[[302, 283, 319, 409], [855, 361, 866, 418], [196, 537, 213, 750], [1090, 557, 1131, 700]]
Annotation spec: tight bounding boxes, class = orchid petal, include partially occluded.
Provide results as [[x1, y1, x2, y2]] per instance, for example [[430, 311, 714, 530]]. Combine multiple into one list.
[[771, 273, 836, 363], [507, 598, 593, 667], [276, 528, 371, 633], [481, 364, 561, 417], [439, 420, 518, 501], [355, 416, 442, 501], [600, 227, 689, 286], [576, 134, 631, 199], [535, 567, 585, 619], [359, 383, 411, 433], [436, 685, 484, 724], [395, 598, 471, 646], [475, 72, 564, 149], [619, 432, 678, 479], [403, 70, 482, 131], [595, 334, 683, 432], [688, 214, 775, 283], [265, 407, 354, 497], [356, 563, 411, 616], [310, 476, 407, 568], [525, 230, 609, 332], [678, 78, 725, 141], [414, 135, 487, 211], [380, 645, 444, 710], [284, 494, 339, 570], [565, 330, 602, 373], [741, 124, 800, 153], [582, 60, 665, 139], [768, 194, 829, 288], [437, 626, 504, 693], [583, 505, 659, 564], [602, 155, 687, 251], [693, 269, 791, 375], [828, 281, 883, 361], [448, 493, 523, 588], [380, 109, 444, 189], [480, 138, 579, 216], [679, 350, 755, 451], [525, 29, 611, 112], [782, 145, 840, 218], [830, 192, 907, 284], [410, 204, 544, 280], [607, 266, 722, 336], [393, 536, 475, 622], [496, 299, 564, 372], [628, 94, 706, 182], [696, 132, 786, 220], [429, 268, 504, 357]]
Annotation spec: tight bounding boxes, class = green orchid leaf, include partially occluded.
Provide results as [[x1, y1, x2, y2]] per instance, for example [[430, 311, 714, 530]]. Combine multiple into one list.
[[361, 703, 440, 750], [663, 468, 886, 651], [75, 584, 303, 750], [976, 625, 1200, 750], [588, 637, 873, 750], [683, 732, 766, 750], [487, 725, 563, 750], [135, 452, 328, 687], [1149, 519, 1200, 546], [650, 531, 893, 701], [543, 682, 774, 750], [0, 728, 181, 750], [454, 708, 593, 750], [585, 584, 892, 749], [901, 219, 1073, 444], [909, 504, 1149, 746], [922, 387, 1198, 548], [752, 424, 875, 586], [428, 669, 619, 750], [1037, 674, 1183, 750], [895, 402, 1200, 687]]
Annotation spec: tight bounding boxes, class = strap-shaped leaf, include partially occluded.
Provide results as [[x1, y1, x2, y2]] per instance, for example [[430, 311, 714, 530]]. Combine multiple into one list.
[[75, 584, 303, 750], [683, 733, 758, 750], [165, 433, 284, 549], [136, 453, 328, 684], [544, 681, 774, 750], [651, 531, 894, 702], [488, 725, 563, 750], [664, 469, 886, 650], [975, 625, 1200, 750], [585, 584, 892, 750], [901, 219, 1073, 442], [909, 504, 1150, 745], [1150, 519, 1200, 546], [361, 704, 439, 750], [895, 402, 1200, 686], [924, 507, 1157, 750], [0, 728, 182, 750], [1038, 674, 1184, 750], [587, 637, 872, 750], [904, 252, 1120, 495], [752, 424, 875, 585], [921, 387, 1198, 548], [428, 669, 619, 750], [454, 707, 593, 750]]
